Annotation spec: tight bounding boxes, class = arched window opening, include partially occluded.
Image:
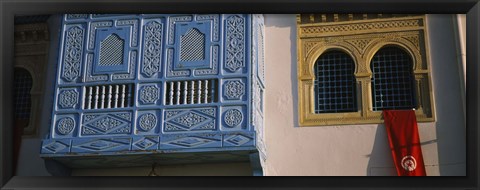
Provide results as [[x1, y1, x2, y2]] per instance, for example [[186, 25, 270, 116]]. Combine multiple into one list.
[[370, 46, 416, 111], [14, 68, 33, 124], [314, 50, 357, 113]]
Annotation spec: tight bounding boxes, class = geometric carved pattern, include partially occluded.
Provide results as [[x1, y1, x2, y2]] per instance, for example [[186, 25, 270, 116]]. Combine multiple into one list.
[[180, 28, 205, 61], [224, 80, 245, 100], [66, 14, 88, 20], [163, 136, 217, 148], [168, 16, 193, 45], [194, 46, 219, 76], [166, 48, 190, 77], [223, 109, 243, 128], [139, 85, 159, 104], [164, 108, 216, 132], [81, 112, 131, 135], [138, 113, 157, 131], [58, 89, 78, 108], [142, 21, 163, 77], [57, 117, 75, 135], [300, 19, 422, 36], [172, 112, 207, 127], [225, 15, 245, 72], [43, 141, 69, 153], [133, 137, 158, 150], [62, 26, 84, 82], [197, 14, 220, 42], [75, 139, 130, 151], [224, 134, 251, 146]]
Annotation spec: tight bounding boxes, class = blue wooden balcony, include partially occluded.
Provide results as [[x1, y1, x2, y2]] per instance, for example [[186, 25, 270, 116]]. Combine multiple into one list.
[[40, 14, 265, 169]]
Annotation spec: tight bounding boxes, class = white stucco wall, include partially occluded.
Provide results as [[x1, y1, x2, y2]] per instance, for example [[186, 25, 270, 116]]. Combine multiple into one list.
[[262, 14, 466, 176]]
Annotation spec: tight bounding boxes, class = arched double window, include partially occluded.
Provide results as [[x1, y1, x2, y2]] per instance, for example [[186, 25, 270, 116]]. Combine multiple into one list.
[[370, 46, 416, 111], [314, 50, 357, 113], [297, 14, 434, 126]]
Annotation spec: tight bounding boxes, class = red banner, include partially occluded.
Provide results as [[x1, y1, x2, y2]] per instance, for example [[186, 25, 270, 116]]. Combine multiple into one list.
[[383, 110, 426, 176]]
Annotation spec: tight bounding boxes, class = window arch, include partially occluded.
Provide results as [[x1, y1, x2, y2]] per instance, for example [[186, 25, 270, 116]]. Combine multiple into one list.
[[314, 50, 357, 113], [370, 46, 416, 111], [14, 68, 33, 122]]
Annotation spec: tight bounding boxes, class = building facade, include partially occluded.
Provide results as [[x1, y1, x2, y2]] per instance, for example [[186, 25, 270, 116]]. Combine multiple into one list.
[[13, 14, 466, 176]]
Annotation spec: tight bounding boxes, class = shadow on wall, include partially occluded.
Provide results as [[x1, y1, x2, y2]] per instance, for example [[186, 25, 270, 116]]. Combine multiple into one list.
[[366, 124, 396, 176], [427, 15, 466, 176], [263, 14, 299, 128]]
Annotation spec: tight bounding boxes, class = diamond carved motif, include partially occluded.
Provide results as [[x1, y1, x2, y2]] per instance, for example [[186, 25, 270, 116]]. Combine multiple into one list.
[[43, 141, 69, 153], [165, 137, 216, 148], [76, 139, 128, 151], [171, 112, 208, 128], [82, 113, 131, 135], [225, 134, 251, 146], [133, 138, 158, 150]]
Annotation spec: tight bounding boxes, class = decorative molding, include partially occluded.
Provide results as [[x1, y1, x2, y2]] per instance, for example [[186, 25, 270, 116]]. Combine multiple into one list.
[[61, 26, 84, 82], [57, 117, 75, 135], [197, 14, 220, 42], [225, 15, 245, 72], [297, 15, 435, 126], [194, 45, 219, 76], [58, 89, 79, 109], [168, 16, 193, 45], [66, 14, 89, 20], [224, 80, 245, 100], [299, 17, 424, 38], [224, 109, 243, 128], [112, 50, 136, 80], [164, 108, 216, 132], [81, 112, 132, 136], [142, 21, 163, 77], [139, 85, 159, 104], [117, 19, 139, 47], [166, 48, 190, 77], [88, 21, 113, 50], [138, 113, 157, 131]]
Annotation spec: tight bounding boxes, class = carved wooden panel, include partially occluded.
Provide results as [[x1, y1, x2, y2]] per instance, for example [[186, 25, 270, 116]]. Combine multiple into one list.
[[41, 14, 264, 167]]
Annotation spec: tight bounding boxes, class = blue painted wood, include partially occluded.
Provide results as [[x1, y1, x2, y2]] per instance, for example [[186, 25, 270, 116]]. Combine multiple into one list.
[[41, 14, 263, 167]]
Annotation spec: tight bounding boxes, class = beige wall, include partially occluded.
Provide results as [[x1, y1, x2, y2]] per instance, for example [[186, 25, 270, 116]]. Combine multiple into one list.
[[262, 14, 466, 176]]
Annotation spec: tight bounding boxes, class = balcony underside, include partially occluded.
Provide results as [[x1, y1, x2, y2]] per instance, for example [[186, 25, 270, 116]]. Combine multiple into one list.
[[42, 148, 257, 168]]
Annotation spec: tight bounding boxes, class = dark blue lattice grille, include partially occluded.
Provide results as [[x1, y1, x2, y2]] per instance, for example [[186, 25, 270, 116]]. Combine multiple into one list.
[[180, 28, 205, 62], [14, 68, 33, 119], [371, 47, 416, 111], [314, 51, 357, 113], [99, 34, 125, 66]]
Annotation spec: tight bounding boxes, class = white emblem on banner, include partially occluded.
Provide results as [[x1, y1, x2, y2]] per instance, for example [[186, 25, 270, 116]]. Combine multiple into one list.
[[401, 155, 417, 171]]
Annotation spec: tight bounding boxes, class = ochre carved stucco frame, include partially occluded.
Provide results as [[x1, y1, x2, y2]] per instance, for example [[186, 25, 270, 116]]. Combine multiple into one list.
[[297, 15, 435, 126], [14, 23, 50, 136]]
